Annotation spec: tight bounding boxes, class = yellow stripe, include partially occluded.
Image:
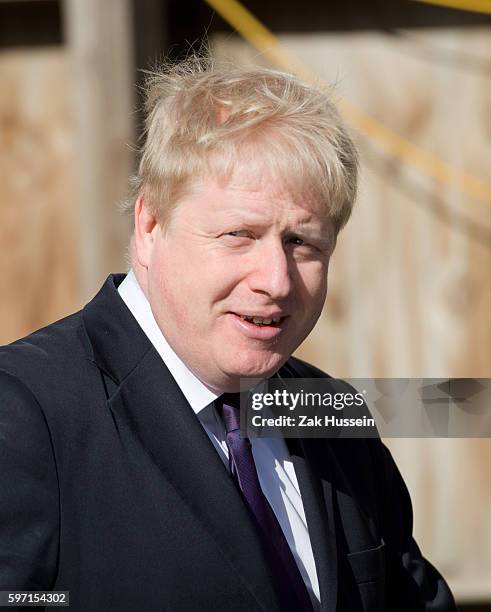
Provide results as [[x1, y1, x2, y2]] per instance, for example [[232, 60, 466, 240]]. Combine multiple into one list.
[[204, 0, 491, 202], [412, 0, 491, 15], [202, 0, 317, 76]]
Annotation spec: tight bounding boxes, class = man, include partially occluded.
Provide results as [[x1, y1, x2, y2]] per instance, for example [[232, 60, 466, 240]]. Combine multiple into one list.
[[0, 60, 456, 611]]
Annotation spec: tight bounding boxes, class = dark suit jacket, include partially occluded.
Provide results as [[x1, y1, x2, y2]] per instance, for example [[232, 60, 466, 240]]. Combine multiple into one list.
[[0, 274, 456, 612]]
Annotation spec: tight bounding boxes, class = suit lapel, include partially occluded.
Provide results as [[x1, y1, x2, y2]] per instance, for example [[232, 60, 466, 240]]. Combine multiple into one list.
[[287, 439, 338, 612], [278, 363, 339, 612], [82, 275, 282, 611]]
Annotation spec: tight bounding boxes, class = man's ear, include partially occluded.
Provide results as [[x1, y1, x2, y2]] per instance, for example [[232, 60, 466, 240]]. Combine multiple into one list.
[[134, 194, 159, 268]]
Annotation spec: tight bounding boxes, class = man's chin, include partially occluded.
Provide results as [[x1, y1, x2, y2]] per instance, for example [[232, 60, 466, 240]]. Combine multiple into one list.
[[224, 353, 288, 382]]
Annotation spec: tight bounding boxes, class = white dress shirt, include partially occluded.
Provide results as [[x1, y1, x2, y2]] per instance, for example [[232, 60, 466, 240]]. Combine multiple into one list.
[[118, 270, 320, 608]]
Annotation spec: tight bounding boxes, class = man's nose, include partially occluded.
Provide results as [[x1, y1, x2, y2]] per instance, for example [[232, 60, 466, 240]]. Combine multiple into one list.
[[247, 240, 293, 300]]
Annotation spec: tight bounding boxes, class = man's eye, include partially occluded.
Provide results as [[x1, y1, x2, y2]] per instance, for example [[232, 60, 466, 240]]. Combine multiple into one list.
[[287, 236, 305, 246], [227, 230, 252, 238]]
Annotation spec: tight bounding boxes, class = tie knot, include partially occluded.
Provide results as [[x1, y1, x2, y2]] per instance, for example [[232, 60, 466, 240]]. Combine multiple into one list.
[[218, 393, 242, 434]]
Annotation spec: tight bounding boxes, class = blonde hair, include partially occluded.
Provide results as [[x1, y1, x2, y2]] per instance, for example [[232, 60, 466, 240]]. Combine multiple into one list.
[[128, 57, 358, 236]]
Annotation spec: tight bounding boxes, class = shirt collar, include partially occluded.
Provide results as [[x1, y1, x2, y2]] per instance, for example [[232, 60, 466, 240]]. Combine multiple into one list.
[[117, 270, 219, 415]]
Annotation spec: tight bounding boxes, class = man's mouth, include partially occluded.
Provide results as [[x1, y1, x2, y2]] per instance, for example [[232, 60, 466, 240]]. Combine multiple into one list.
[[231, 313, 286, 327], [239, 314, 282, 326]]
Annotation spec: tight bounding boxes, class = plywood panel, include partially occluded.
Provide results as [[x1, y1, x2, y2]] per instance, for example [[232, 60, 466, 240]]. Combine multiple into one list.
[[0, 49, 79, 344], [64, 0, 135, 300]]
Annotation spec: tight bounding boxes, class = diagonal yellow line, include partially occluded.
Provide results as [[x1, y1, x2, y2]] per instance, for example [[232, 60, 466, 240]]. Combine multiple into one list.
[[204, 0, 491, 203], [202, 0, 317, 77], [412, 0, 491, 15]]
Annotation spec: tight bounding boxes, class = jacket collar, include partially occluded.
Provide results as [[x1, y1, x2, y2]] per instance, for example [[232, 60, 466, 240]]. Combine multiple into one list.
[[81, 274, 152, 384]]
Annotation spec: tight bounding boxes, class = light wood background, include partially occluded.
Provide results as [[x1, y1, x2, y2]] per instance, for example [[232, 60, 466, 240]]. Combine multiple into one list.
[[0, 49, 79, 342]]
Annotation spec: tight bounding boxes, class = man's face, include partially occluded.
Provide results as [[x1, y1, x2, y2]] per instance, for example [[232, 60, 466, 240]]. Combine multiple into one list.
[[141, 169, 334, 392]]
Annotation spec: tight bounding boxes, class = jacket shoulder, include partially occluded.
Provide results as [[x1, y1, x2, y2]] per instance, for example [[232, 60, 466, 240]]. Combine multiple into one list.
[[0, 310, 86, 392], [281, 355, 332, 379], [1, 308, 84, 354]]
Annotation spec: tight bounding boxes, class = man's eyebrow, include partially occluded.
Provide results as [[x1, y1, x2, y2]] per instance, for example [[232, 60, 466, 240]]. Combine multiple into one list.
[[216, 214, 333, 239]]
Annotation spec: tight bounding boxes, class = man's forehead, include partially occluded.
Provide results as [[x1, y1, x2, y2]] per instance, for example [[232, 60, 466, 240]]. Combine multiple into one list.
[[221, 164, 310, 199], [217, 205, 323, 230], [191, 171, 328, 220]]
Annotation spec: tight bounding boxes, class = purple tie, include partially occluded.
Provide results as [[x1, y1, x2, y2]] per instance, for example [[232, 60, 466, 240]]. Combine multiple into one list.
[[217, 393, 313, 612]]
